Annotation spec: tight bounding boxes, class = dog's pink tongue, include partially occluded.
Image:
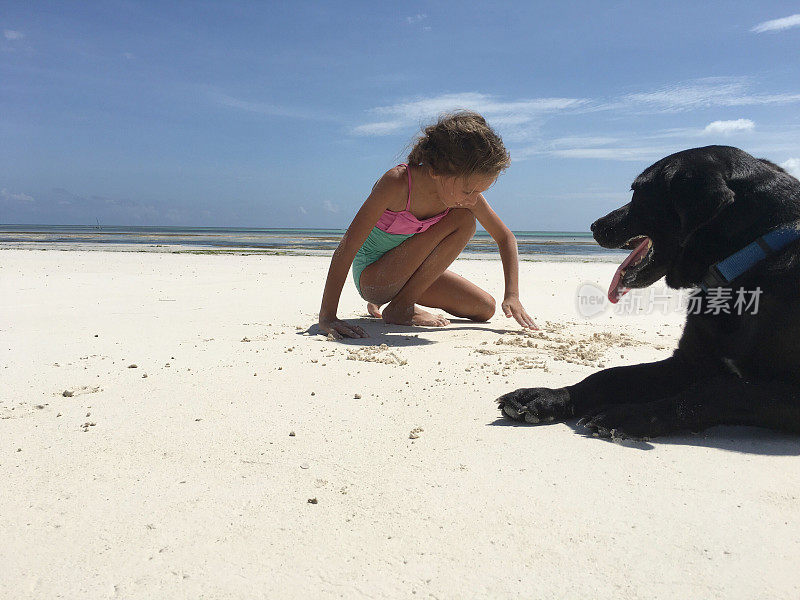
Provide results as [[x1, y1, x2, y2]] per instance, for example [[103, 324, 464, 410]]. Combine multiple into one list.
[[608, 237, 650, 304]]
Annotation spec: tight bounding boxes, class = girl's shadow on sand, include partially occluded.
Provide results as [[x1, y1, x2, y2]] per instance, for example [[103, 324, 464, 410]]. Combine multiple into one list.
[[300, 317, 515, 347]]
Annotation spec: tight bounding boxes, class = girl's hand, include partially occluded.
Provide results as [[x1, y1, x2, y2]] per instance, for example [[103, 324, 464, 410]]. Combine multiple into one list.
[[501, 296, 537, 329], [319, 317, 369, 340]]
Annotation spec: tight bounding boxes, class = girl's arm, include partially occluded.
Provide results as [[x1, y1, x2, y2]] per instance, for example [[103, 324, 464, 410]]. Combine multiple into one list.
[[472, 196, 537, 329], [319, 170, 403, 338]]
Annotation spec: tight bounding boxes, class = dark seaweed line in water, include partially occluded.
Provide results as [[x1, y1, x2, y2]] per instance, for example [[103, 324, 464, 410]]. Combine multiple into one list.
[[0, 227, 626, 257]]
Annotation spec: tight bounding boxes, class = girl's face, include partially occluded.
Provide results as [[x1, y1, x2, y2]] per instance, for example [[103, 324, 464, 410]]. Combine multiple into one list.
[[433, 172, 497, 208]]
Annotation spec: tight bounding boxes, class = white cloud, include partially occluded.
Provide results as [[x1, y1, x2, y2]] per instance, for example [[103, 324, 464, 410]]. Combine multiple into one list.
[[352, 80, 800, 139], [3, 30, 23, 40], [406, 14, 427, 24], [322, 200, 339, 213], [123, 52, 135, 60], [703, 119, 755, 134], [550, 136, 621, 148], [752, 14, 800, 33], [353, 92, 587, 137], [374, 93, 585, 120], [623, 77, 800, 111], [548, 146, 671, 162], [538, 129, 800, 163], [781, 158, 800, 178], [298, 206, 308, 215], [352, 80, 800, 164], [514, 131, 675, 162], [1, 188, 34, 203], [208, 91, 327, 120], [351, 121, 405, 136], [624, 79, 742, 108]]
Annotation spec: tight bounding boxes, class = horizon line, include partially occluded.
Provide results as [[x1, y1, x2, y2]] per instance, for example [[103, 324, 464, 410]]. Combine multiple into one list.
[[0, 223, 594, 234]]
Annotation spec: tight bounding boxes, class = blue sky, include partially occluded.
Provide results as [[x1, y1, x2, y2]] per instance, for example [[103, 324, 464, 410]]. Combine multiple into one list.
[[2, 1, 800, 230]]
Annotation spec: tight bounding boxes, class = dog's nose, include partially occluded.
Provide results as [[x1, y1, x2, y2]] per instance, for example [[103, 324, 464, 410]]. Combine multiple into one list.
[[590, 220, 598, 233]]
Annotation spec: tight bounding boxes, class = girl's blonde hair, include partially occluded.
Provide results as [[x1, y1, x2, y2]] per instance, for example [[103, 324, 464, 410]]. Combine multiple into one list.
[[407, 110, 511, 178]]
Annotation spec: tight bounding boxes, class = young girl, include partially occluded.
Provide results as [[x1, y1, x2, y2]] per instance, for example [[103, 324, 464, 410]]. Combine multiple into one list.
[[319, 110, 535, 339]]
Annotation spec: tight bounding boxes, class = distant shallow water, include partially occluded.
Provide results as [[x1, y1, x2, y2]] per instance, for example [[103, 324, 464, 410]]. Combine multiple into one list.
[[0, 225, 630, 262]]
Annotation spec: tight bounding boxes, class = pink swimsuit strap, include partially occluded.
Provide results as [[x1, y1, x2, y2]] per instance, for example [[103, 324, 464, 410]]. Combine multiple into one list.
[[373, 164, 449, 235], [400, 162, 412, 211]]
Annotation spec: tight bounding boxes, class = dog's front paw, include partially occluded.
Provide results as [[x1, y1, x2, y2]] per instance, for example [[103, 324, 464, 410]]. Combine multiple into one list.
[[496, 387, 574, 424], [578, 400, 678, 441]]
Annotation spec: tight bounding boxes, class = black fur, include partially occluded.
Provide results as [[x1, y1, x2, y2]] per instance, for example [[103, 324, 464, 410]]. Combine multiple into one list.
[[498, 146, 800, 440]]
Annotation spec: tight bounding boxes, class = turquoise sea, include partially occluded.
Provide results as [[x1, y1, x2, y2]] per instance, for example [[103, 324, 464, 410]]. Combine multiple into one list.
[[0, 224, 628, 261]]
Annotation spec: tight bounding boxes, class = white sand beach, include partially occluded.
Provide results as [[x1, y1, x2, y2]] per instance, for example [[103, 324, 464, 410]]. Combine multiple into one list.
[[2, 248, 799, 599]]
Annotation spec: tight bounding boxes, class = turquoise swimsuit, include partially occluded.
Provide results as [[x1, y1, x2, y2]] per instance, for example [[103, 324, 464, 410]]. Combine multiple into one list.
[[352, 227, 414, 298], [351, 164, 449, 300]]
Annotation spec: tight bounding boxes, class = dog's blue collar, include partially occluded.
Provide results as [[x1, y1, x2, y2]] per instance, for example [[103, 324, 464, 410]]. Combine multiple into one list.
[[699, 221, 800, 292]]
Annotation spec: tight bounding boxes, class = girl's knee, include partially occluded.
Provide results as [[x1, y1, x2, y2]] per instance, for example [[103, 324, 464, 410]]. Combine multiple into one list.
[[468, 293, 495, 322], [478, 294, 496, 321]]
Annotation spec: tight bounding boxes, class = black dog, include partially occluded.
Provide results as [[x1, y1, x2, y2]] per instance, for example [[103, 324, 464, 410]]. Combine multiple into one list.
[[498, 145, 800, 440]]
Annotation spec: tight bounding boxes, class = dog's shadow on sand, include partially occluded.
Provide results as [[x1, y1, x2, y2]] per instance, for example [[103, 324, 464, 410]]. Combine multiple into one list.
[[300, 317, 515, 348], [303, 320, 800, 456], [648, 426, 800, 456], [489, 416, 800, 456]]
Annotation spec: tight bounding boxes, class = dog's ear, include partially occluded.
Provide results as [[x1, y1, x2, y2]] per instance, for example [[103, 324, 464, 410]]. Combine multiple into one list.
[[668, 168, 734, 245]]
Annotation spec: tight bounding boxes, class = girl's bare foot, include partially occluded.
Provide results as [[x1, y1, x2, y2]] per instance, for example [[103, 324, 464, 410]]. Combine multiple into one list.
[[366, 302, 383, 318], [382, 302, 450, 327]]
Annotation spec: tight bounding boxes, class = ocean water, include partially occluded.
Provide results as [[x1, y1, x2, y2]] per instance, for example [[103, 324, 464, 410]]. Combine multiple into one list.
[[0, 224, 629, 261]]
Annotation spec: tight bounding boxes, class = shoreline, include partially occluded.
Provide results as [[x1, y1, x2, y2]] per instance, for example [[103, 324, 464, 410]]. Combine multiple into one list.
[[0, 224, 627, 263], [0, 241, 625, 262]]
